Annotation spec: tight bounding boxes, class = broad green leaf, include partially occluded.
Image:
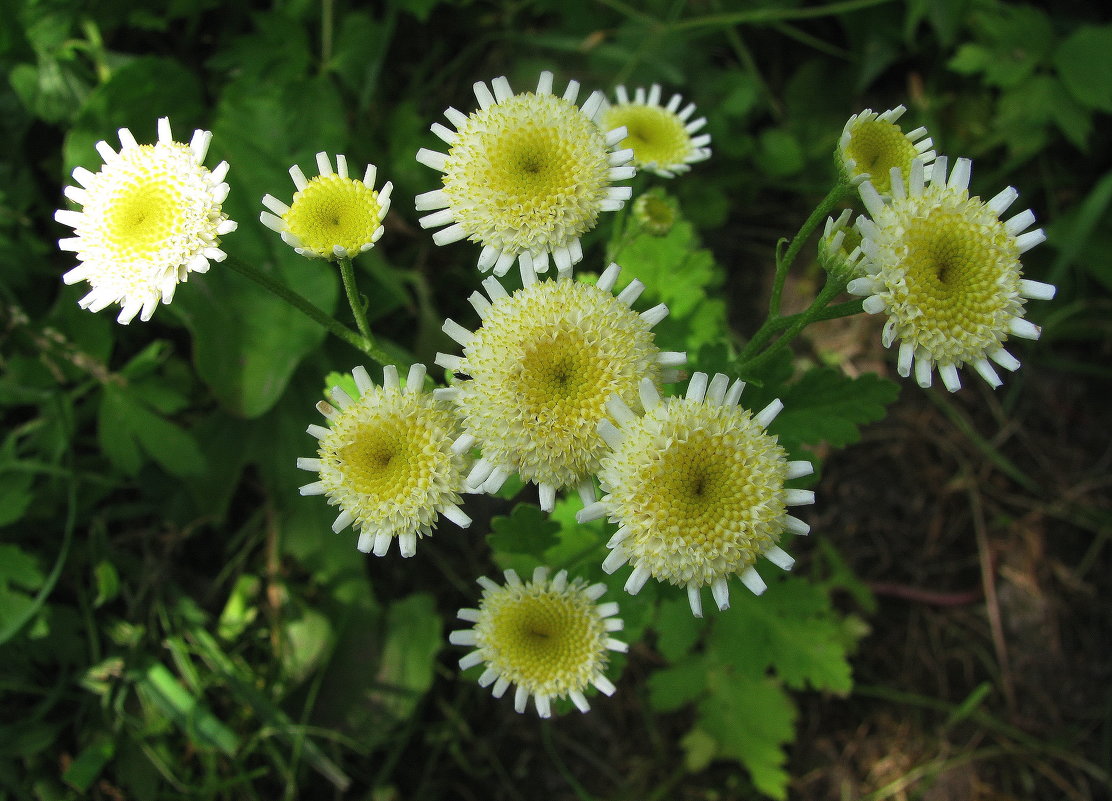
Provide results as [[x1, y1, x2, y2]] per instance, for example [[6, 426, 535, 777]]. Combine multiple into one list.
[[757, 128, 805, 177], [968, 3, 1054, 88], [766, 368, 899, 450], [280, 597, 333, 685], [97, 385, 205, 477], [995, 74, 1091, 154], [96, 387, 143, 475], [0, 475, 34, 528], [206, 12, 312, 84], [654, 594, 704, 663], [9, 55, 90, 124], [646, 657, 708, 713], [680, 727, 718, 773], [1055, 25, 1112, 112], [92, 561, 119, 608], [372, 593, 441, 721], [699, 669, 797, 799], [0, 545, 43, 589], [710, 575, 854, 695], [488, 502, 561, 565], [216, 574, 260, 641]]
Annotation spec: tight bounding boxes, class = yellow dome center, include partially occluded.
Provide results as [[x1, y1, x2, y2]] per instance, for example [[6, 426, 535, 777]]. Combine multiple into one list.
[[603, 104, 692, 169], [458, 279, 663, 488], [284, 175, 383, 256], [875, 188, 1023, 364], [843, 119, 919, 194], [442, 93, 611, 254], [478, 584, 609, 696], [601, 399, 790, 587]]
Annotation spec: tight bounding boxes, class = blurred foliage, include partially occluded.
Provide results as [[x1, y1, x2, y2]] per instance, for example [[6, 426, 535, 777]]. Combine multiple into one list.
[[1, 0, 1108, 799]]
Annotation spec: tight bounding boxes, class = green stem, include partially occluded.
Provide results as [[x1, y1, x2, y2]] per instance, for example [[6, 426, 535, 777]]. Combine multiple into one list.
[[769, 298, 865, 333], [338, 257, 374, 342], [223, 256, 388, 363], [768, 181, 853, 318], [738, 275, 848, 376]]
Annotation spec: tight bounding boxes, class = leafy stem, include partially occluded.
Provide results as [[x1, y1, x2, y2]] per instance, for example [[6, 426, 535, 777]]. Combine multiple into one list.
[[769, 180, 854, 318], [223, 255, 393, 365], [738, 275, 852, 377]]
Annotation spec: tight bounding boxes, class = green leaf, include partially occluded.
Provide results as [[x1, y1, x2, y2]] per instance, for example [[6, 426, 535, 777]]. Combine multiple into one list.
[[9, 55, 90, 124], [371, 593, 441, 721], [757, 128, 805, 177], [709, 575, 854, 695], [765, 368, 899, 450], [646, 657, 708, 713], [0, 545, 43, 590], [280, 597, 333, 685], [0, 475, 35, 528], [1055, 25, 1112, 112], [698, 669, 797, 799], [680, 727, 718, 772], [488, 502, 561, 564], [655, 594, 704, 662], [62, 735, 115, 792], [131, 661, 239, 756], [993, 74, 1091, 154], [97, 385, 206, 477], [967, 3, 1054, 88], [92, 560, 119, 608], [216, 574, 260, 641]]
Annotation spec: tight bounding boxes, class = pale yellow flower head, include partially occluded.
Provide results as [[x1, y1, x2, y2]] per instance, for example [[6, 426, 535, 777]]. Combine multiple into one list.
[[296, 363, 471, 557], [450, 567, 627, 718], [261, 152, 391, 260], [416, 71, 635, 277], [601, 84, 711, 177], [55, 117, 237, 324], [837, 105, 935, 195], [848, 156, 1054, 392], [578, 373, 815, 617], [434, 259, 684, 511]]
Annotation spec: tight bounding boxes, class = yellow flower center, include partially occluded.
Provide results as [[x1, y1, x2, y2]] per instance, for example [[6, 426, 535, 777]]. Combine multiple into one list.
[[102, 173, 184, 257], [601, 399, 789, 587], [442, 93, 611, 254], [843, 119, 919, 195], [874, 187, 1023, 364], [317, 389, 465, 537], [283, 175, 383, 256], [603, 104, 691, 169], [458, 279, 663, 488], [478, 583, 609, 697]]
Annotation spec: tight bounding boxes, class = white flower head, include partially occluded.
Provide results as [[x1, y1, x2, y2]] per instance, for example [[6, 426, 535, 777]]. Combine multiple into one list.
[[450, 566, 627, 718], [55, 117, 237, 324], [416, 71, 635, 277], [847, 156, 1055, 392], [600, 84, 711, 177], [578, 373, 815, 617], [434, 259, 684, 512], [837, 105, 935, 195], [296, 363, 471, 557], [260, 152, 392, 260]]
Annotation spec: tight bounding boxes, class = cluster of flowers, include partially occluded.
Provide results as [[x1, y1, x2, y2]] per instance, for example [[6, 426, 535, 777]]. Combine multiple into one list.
[[54, 72, 1053, 719]]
